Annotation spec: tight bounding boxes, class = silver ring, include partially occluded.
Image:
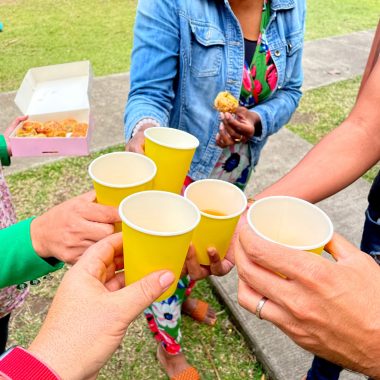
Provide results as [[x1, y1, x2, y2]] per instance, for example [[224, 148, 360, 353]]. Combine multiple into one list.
[[255, 296, 268, 320]]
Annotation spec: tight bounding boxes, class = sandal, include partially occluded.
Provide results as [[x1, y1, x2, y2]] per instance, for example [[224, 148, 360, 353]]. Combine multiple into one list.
[[170, 366, 200, 380], [182, 298, 217, 326]]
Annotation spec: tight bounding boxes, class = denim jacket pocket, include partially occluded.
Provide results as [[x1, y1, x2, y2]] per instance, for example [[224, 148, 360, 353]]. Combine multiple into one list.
[[284, 30, 303, 84], [189, 21, 225, 77]]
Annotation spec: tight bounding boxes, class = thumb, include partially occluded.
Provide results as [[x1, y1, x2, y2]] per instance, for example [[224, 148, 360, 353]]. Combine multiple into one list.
[[325, 233, 361, 261], [113, 270, 175, 321]]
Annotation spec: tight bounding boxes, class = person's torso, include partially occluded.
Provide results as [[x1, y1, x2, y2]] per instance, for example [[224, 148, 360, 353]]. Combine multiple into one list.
[[142, 0, 305, 179]]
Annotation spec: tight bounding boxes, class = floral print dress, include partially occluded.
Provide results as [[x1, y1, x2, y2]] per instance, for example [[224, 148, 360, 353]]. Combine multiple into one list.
[[0, 166, 29, 319], [145, 0, 278, 355]]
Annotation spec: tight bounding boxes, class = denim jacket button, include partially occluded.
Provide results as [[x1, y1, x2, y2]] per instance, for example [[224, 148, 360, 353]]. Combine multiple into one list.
[[274, 50, 281, 57]]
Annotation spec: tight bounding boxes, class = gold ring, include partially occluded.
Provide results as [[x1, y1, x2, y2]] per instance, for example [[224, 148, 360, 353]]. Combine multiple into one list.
[[234, 135, 243, 143], [255, 296, 268, 320]]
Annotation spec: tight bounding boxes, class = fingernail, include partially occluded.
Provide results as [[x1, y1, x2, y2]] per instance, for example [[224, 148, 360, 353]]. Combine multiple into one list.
[[159, 271, 175, 288]]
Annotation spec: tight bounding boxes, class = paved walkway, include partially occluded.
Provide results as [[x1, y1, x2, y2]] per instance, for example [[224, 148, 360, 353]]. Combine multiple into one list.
[[0, 29, 375, 379]]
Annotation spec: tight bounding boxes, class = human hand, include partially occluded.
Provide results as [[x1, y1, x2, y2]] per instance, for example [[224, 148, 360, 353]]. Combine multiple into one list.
[[4, 115, 28, 155], [216, 107, 259, 148], [125, 123, 156, 154], [29, 233, 175, 380], [30, 191, 121, 265], [235, 229, 380, 378], [180, 244, 235, 281]]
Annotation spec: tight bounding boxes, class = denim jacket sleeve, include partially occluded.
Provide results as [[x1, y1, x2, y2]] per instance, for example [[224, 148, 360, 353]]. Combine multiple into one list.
[[250, 47, 303, 143], [124, 0, 180, 141]]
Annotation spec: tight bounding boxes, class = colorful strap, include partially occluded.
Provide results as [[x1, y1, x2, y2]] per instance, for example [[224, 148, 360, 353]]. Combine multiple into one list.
[[0, 346, 60, 380]]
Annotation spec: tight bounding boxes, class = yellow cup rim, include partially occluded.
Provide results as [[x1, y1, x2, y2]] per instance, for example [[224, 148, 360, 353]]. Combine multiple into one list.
[[119, 190, 201, 236], [247, 195, 334, 251], [88, 151, 157, 189], [184, 179, 248, 220], [144, 127, 200, 150]]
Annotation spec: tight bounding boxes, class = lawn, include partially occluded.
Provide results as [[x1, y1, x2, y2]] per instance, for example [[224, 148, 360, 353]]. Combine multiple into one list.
[[6, 145, 263, 380], [0, 0, 378, 91], [287, 76, 380, 182]]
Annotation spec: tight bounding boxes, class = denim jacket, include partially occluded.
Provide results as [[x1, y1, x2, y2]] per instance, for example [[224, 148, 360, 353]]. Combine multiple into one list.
[[125, 0, 305, 180]]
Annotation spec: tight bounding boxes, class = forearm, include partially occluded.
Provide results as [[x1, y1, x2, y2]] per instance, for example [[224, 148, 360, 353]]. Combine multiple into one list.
[[124, 0, 179, 141], [257, 61, 380, 202], [0, 218, 63, 288], [257, 120, 379, 202]]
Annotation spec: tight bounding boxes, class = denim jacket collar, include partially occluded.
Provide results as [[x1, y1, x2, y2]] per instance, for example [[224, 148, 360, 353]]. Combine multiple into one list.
[[224, 0, 295, 11]]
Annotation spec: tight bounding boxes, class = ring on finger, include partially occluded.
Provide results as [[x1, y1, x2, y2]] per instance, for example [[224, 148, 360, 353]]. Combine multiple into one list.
[[255, 296, 268, 320], [234, 134, 243, 143]]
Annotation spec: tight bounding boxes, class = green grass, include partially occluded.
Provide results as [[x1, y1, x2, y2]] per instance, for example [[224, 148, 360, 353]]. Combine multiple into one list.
[[288, 76, 379, 182], [0, 0, 137, 91], [306, 0, 379, 40], [1, 0, 378, 92], [6, 145, 263, 380]]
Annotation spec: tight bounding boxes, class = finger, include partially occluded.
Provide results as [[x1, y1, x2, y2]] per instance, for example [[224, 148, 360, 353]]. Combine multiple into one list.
[[237, 279, 292, 326], [113, 270, 175, 321], [324, 233, 361, 261], [219, 124, 235, 146], [186, 244, 210, 280], [224, 115, 253, 136], [223, 123, 243, 140], [208, 248, 234, 276], [105, 272, 125, 292], [235, 238, 297, 307], [81, 202, 121, 224], [81, 233, 123, 269], [76, 190, 97, 202], [80, 219, 115, 241], [4, 115, 29, 137], [215, 132, 227, 148], [239, 224, 331, 281]]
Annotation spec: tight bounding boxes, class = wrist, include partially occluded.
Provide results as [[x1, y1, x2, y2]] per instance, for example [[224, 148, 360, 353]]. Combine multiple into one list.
[[131, 118, 160, 137], [30, 216, 48, 259], [251, 113, 262, 137]]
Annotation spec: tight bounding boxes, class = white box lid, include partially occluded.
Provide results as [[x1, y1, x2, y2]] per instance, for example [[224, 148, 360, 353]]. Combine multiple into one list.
[[15, 61, 92, 116]]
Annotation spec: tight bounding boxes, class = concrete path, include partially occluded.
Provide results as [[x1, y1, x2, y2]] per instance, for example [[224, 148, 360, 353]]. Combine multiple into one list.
[[0, 29, 374, 174], [0, 29, 376, 379], [211, 127, 369, 380]]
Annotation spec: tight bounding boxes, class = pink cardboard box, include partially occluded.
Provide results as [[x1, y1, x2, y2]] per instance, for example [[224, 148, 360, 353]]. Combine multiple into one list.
[[10, 61, 93, 156]]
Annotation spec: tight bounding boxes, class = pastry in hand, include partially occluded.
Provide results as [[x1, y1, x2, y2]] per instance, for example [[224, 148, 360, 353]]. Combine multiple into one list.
[[214, 91, 239, 113]]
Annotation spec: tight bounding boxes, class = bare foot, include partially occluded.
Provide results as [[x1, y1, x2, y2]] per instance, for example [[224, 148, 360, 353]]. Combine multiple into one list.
[[182, 298, 217, 326], [157, 343, 198, 379]]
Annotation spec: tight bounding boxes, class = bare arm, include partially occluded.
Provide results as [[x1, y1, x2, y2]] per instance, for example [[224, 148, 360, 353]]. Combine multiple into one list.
[[257, 60, 380, 203]]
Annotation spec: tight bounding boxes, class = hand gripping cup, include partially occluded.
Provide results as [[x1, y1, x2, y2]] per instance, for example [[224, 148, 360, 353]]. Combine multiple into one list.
[[88, 152, 157, 231], [119, 191, 201, 301], [144, 127, 199, 194], [184, 179, 247, 265], [247, 196, 334, 254]]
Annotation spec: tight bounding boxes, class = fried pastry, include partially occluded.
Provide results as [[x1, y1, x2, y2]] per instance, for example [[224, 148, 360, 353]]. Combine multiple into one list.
[[62, 118, 78, 133], [71, 122, 88, 137], [214, 91, 239, 113], [16, 128, 37, 137]]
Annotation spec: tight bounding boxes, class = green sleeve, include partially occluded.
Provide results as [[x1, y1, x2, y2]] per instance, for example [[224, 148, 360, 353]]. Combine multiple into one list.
[[0, 135, 11, 166], [0, 218, 64, 288]]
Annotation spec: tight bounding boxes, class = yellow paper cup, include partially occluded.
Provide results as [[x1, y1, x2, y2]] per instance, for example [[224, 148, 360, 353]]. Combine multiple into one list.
[[144, 127, 199, 194], [184, 179, 247, 265], [119, 190, 201, 301], [247, 196, 334, 254], [88, 152, 157, 231]]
